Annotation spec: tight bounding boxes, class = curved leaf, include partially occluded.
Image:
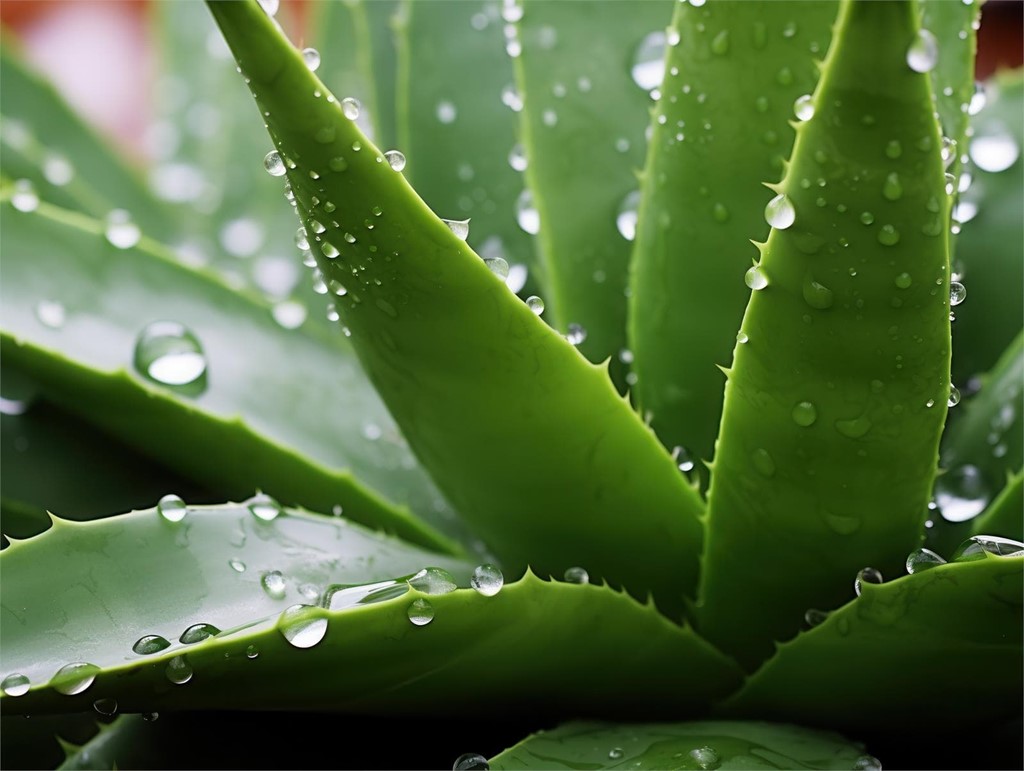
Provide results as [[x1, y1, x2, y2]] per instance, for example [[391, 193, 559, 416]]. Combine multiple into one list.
[[490, 720, 873, 770], [720, 553, 1023, 732], [0, 195, 462, 554], [57, 716, 148, 771], [970, 470, 1023, 542], [0, 503, 740, 717], [697, 1, 952, 668], [207, 0, 707, 611], [629, 0, 837, 476]]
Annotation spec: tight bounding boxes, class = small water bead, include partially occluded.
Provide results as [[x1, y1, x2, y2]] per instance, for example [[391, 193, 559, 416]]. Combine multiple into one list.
[[35, 300, 65, 330], [166, 655, 193, 685], [804, 608, 829, 627], [443, 218, 471, 241], [436, 100, 458, 124], [970, 130, 1019, 173], [882, 172, 902, 201], [735, 331, 749, 345], [515, 189, 540, 234], [608, 748, 625, 760], [157, 494, 188, 523], [507, 143, 528, 172], [142, 711, 160, 722], [301, 47, 321, 71], [751, 448, 775, 478], [894, 272, 912, 289], [179, 623, 220, 645], [484, 256, 510, 281], [328, 280, 348, 296], [526, 295, 545, 315], [764, 194, 795, 229], [384, 150, 406, 172], [322, 241, 340, 259], [944, 173, 956, 195], [564, 566, 589, 584], [93, 698, 118, 716], [744, 264, 768, 291], [133, 634, 171, 655], [261, 570, 287, 599], [326, 304, 340, 322], [906, 29, 938, 73], [52, 662, 100, 695], [565, 323, 587, 346], [948, 385, 961, 407], [279, 604, 329, 648], [793, 94, 814, 121], [408, 598, 435, 626], [43, 153, 74, 186], [952, 535, 1024, 561], [949, 281, 966, 306], [273, 301, 307, 330], [616, 189, 641, 241], [854, 567, 883, 596], [853, 755, 883, 771], [229, 558, 246, 573], [2, 674, 30, 697], [791, 401, 817, 427], [802, 278, 833, 310], [248, 492, 282, 521], [294, 227, 310, 251], [105, 209, 141, 249], [471, 564, 504, 597], [877, 224, 900, 246], [689, 746, 721, 770], [631, 31, 666, 92], [968, 81, 987, 115], [263, 150, 286, 177], [906, 547, 946, 574], [341, 97, 360, 120], [134, 321, 207, 388], [453, 753, 490, 771], [246, 644, 260, 659], [11, 178, 40, 213], [940, 136, 958, 169], [935, 464, 989, 522], [836, 416, 871, 438], [408, 567, 458, 595], [859, 211, 875, 226], [885, 139, 902, 159]]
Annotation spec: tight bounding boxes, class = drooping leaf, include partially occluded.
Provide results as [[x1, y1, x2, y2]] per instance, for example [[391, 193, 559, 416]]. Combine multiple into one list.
[[696, 1, 952, 668], [0, 195, 462, 554], [951, 68, 1024, 383], [629, 0, 837, 477], [513, 0, 672, 385], [396, 0, 538, 295], [721, 552, 1023, 732], [489, 720, 874, 770], [207, 0, 707, 612], [0, 503, 740, 717]]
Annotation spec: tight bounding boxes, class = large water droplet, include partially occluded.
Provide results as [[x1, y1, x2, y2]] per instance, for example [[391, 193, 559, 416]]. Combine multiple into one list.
[[157, 494, 188, 523], [854, 567, 883, 596], [877, 224, 900, 246], [948, 385, 961, 407], [443, 218, 470, 240], [906, 29, 938, 73], [564, 566, 589, 584], [321, 579, 409, 610], [952, 535, 1024, 561], [384, 150, 406, 171], [689, 746, 721, 770], [485, 256, 510, 281], [631, 31, 666, 92], [2, 673, 30, 697], [526, 295, 545, 315], [764, 194, 795, 229], [793, 94, 814, 121], [279, 604, 329, 648], [408, 567, 458, 595], [408, 598, 435, 626], [745, 264, 769, 291], [341, 97, 360, 120], [105, 209, 141, 249], [261, 570, 287, 599], [471, 564, 504, 597], [935, 464, 990, 522], [263, 150, 286, 177], [970, 131, 1019, 173], [52, 662, 100, 695], [453, 753, 490, 771], [301, 47, 321, 71], [791, 401, 817, 427], [11, 179, 40, 212], [247, 492, 282, 521], [882, 172, 903, 201], [906, 547, 946, 574], [179, 623, 220, 645], [134, 321, 207, 388], [949, 281, 966, 306], [133, 634, 172, 655], [165, 655, 193, 685]]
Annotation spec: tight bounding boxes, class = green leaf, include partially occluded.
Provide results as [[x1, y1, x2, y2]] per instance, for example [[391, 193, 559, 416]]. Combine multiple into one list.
[[696, 1, 952, 668], [396, 0, 538, 293], [0, 195, 462, 554], [489, 720, 874, 770], [951, 69, 1024, 383], [0, 503, 740, 716], [629, 1, 837, 477], [721, 553, 1023, 732], [57, 716, 149, 771], [513, 0, 672, 384], [207, 0, 707, 611], [970, 469, 1023, 542]]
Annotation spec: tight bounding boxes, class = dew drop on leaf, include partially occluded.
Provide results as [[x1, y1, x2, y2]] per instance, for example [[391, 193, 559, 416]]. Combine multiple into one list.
[[877, 224, 900, 246], [854, 567, 883, 596], [52, 662, 100, 695], [229, 558, 246, 573], [104, 209, 141, 249], [689, 746, 721, 770], [949, 281, 967, 306], [157, 494, 188, 523], [93, 698, 118, 716], [793, 94, 814, 121], [804, 608, 829, 627], [526, 295, 545, 315], [408, 567, 458, 595], [407, 598, 435, 626], [453, 753, 490, 771], [906, 29, 938, 73], [616, 190, 641, 241], [893, 272, 912, 289], [134, 321, 207, 389], [905, 547, 946, 574], [791, 401, 817, 427], [384, 150, 406, 171], [301, 47, 320, 72], [246, 644, 260, 659], [764, 194, 795, 229], [443, 218, 471, 240], [854, 755, 883, 771], [948, 385, 961, 407], [608, 748, 625, 760], [952, 535, 1024, 561], [935, 464, 990, 522], [247, 492, 282, 521], [165, 655, 193, 685], [261, 570, 287, 599], [563, 566, 589, 584], [745, 265, 769, 291], [263, 150, 286, 177], [11, 179, 40, 212], [1, 673, 30, 697], [485, 256, 510, 281], [279, 604, 329, 648], [179, 623, 221, 644], [565, 323, 587, 346], [133, 634, 171, 655], [630, 31, 666, 92], [471, 564, 504, 597], [340, 97, 360, 121], [35, 300, 65, 330]]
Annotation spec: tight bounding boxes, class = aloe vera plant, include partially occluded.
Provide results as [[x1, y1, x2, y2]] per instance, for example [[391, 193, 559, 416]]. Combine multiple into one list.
[[1, 0, 1021, 768]]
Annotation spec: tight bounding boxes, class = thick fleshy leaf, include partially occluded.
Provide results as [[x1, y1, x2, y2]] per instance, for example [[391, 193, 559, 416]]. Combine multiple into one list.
[[396, 0, 538, 294], [629, 1, 837, 476], [697, 1, 952, 668], [513, 0, 672, 384], [0, 195, 462, 554], [207, 0, 707, 611], [951, 69, 1024, 383], [490, 720, 874, 770], [0, 504, 740, 717], [57, 716, 148, 771], [721, 553, 1023, 732], [970, 470, 1023, 542]]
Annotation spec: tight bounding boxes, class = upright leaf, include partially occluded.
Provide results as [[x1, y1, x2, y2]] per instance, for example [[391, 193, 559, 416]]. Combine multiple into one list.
[[697, 1, 952, 667], [207, 0, 707, 611], [629, 1, 837, 475]]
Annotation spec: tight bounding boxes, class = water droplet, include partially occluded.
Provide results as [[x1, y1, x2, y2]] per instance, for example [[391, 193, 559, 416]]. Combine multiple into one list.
[[564, 566, 589, 584], [711, 29, 730, 55], [35, 300, 65, 329], [408, 567, 458, 595], [484, 256, 510, 281], [791, 401, 817, 427], [301, 47, 321, 71], [341, 97, 360, 120], [689, 746, 721, 770], [261, 570, 287, 599], [906, 547, 946, 574], [631, 31, 666, 92], [906, 29, 938, 73], [157, 494, 187, 523], [52, 662, 100, 695], [10, 179, 39, 212], [952, 535, 1024, 561], [885, 140, 902, 159], [248, 492, 282, 521], [802, 277, 833, 309], [608, 747, 625, 760], [515, 189, 540, 234], [279, 604, 329, 648], [273, 301, 307, 330], [859, 211, 875, 225], [471, 564, 504, 596], [526, 295, 545, 315], [745, 264, 768, 291], [948, 385, 961, 407], [436, 100, 457, 124], [894, 272, 912, 289], [322, 241, 340, 259], [134, 321, 207, 388], [854, 567, 883, 596], [824, 510, 861, 535], [263, 150, 286, 177], [443, 218, 470, 240], [752, 448, 775, 477], [940, 136, 958, 169], [616, 190, 641, 241], [836, 416, 872, 439], [804, 608, 829, 627], [793, 94, 814, 121], [882, 172, 902, 201], [453, 753, 490, 771], [565, 323, 587, 346], [93, 697, 118, 716], [384, 150, 406, 171], [132, 634, 171, 655], [736, 331, 749, 345], [877, 224, 900, 246], [408, 598, 435, 626], [229, 558, 246, 573], [853, 755, 882, 771], [165, 655, 193, 685], [105, 209, 141, 249], [764, 194, 795, 229], [179, 623, 220, 644], [2, 674, 30, 697], [935, 464, 990, 522], [949, 281, 966, 306], [246, 644, 260, 659], [970, 130, 1019, 173]]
